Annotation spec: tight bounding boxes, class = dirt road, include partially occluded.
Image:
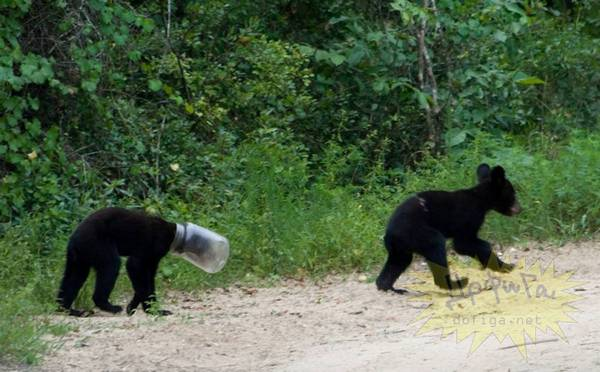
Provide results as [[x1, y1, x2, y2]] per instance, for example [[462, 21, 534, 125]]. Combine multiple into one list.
[[38, 241, 599, 371]]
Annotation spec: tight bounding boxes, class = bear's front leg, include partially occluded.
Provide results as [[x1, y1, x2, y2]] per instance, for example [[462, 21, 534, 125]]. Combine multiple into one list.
[[126, 256, 147, 315], [454, 238, 514, 273], [126, 257, 172, 316]]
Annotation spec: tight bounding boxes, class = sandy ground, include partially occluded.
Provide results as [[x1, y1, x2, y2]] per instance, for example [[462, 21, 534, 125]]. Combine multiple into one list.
[[22, 241, 600, 371]]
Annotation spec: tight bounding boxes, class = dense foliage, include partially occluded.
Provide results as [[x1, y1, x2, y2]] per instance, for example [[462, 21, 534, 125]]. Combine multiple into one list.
[[1, 0, 599, 364]]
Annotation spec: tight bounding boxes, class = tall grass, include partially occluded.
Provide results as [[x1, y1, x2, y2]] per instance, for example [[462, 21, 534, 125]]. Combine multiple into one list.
[[397, 131, 600, 243], [0, 223, 70, 365], [1, 131, 599, 364]]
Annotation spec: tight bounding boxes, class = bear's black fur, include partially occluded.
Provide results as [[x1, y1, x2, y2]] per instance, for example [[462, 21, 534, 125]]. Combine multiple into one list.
[[57, 207, 176, 316], [376, 164, 521, 293]]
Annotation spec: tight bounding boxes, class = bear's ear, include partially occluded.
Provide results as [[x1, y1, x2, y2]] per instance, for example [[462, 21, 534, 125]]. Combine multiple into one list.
[[490, 166, 506, 185], [476, 163, 491, 183]]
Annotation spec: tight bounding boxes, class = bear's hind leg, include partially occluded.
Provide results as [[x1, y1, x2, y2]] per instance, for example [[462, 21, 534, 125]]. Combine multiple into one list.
[[92, 254, 123, 313], [419, 230, 469, 290], [376, 252, 413, 293], [57, 250, 91, 316], [376, 235, 413, 293]]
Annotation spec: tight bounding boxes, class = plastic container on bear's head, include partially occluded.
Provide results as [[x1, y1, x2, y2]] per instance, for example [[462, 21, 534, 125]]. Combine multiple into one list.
[[170, 222, 230, 273]]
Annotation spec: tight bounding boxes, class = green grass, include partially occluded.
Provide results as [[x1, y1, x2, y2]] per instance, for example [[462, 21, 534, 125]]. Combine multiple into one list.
[[1, 130, 599, 364], [0, 225, 70, 366]]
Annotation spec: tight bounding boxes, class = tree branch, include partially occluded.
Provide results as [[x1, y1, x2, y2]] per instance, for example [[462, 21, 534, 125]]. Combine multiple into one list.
[[417, 0, 443, 153]]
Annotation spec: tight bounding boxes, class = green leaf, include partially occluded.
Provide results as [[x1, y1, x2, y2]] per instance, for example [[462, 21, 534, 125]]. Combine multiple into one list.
[[140, 18, 155, 33], [329, 53, 345, 66], [329, 16, 350, 25], [494, 31, 507, 43], [372, 79, 388, 93], [448, 130, 467, 147], [347, 47, 366, 66], [297, 45, 315, 56], [314, 50, 330, 62], [20, 62, 37, 78], [366, 31, 384, 42], [504, 2, 527, 16], [113, 33, 127, 45], [135, 142, 146, 153], [390, 0, 408, 12], [28, 97, 39, 110], [416, 92, 429, 109], [26, 119, 41, 136], [148, 79, 162, 92], [510, 22, 522, 34], [128, 50, 141, 62], [513, 71, 528, 80], [0, 66, 14, 82], [81, 79, 98, 92], [161, 265, 174, 278], [515, 76, 545, 85]]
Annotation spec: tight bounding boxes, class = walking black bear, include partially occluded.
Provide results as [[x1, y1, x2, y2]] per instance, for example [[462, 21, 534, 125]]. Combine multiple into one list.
[[376, 164, 521, 293], [57, 207, 176, 316]]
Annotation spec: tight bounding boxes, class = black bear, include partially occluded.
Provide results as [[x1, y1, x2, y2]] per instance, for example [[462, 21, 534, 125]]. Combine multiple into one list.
[[376, 164, 521, 293], [57, 207, 176, 316]]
